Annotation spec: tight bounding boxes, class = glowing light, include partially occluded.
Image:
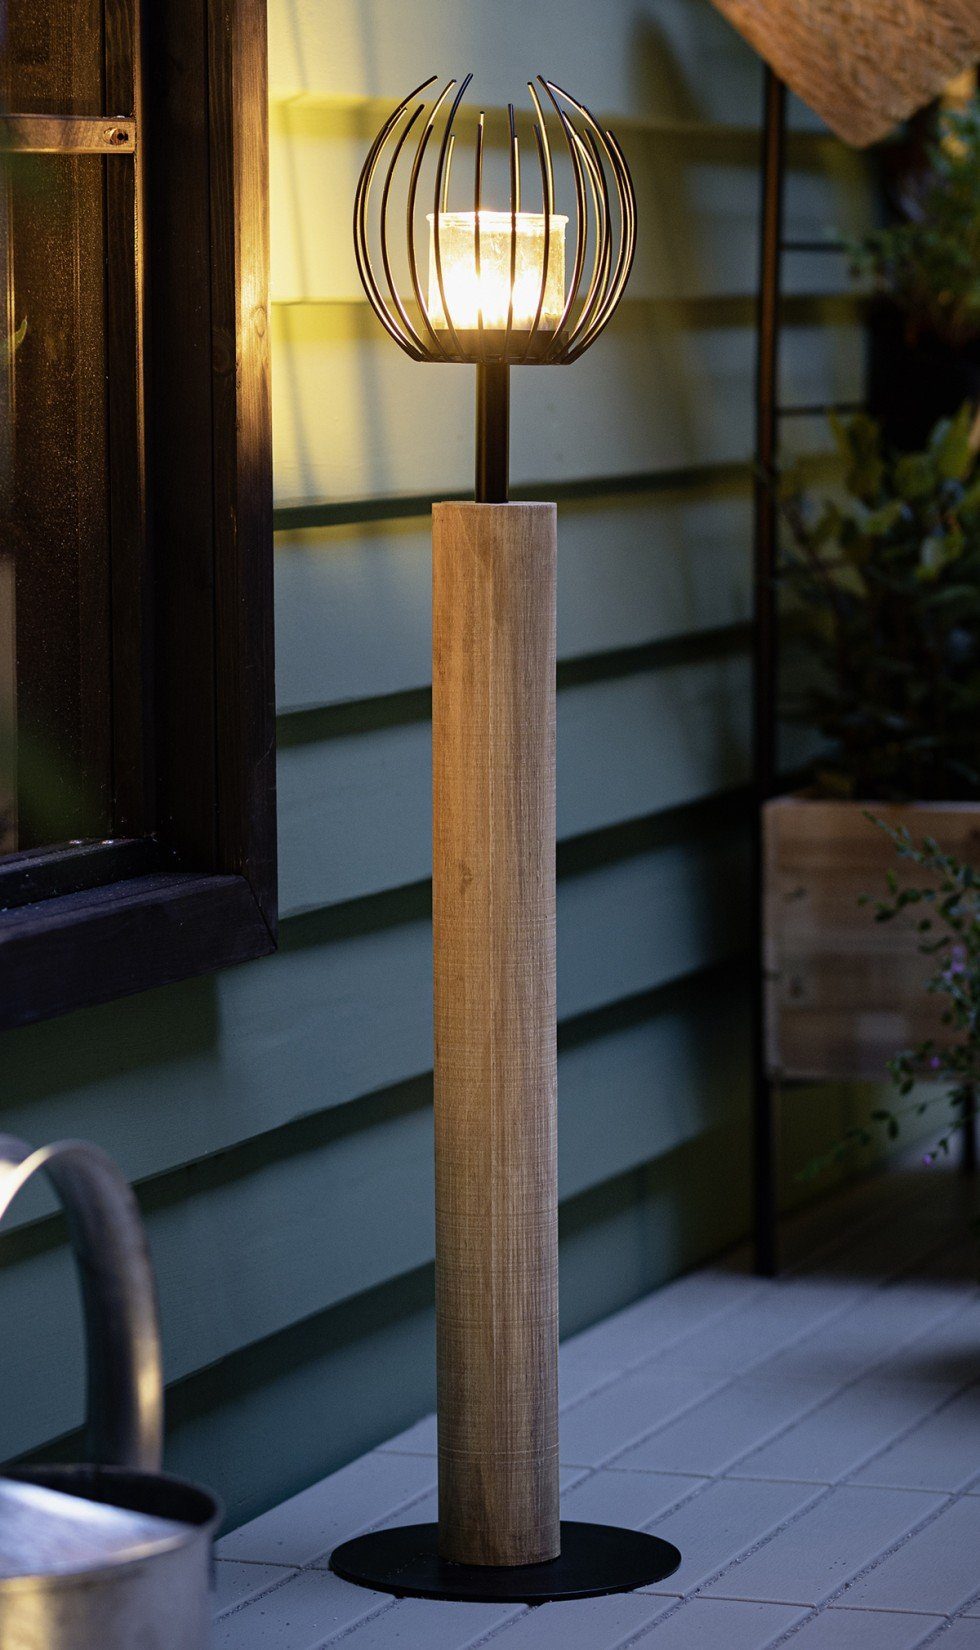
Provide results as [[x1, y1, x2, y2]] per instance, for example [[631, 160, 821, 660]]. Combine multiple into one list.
[[427, 211, 567, 333]]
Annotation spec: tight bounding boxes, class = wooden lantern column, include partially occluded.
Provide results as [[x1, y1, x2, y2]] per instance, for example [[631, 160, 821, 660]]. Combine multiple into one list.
[[432, 499, 559, 1567], [333, 73, 683, 1605], [331, 484, 682, 1602]]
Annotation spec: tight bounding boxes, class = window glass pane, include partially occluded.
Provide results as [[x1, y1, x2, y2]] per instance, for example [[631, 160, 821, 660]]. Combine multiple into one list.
[[1, 0, 104, 116], [0, 152, 112, 854]]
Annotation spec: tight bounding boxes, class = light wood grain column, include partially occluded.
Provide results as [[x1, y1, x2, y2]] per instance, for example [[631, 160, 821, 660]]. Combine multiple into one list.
[[432, 500, 559, 1567]]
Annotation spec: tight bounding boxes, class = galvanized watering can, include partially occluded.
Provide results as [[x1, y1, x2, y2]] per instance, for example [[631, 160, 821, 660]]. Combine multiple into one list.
[[0, 1136, 220, 1649]]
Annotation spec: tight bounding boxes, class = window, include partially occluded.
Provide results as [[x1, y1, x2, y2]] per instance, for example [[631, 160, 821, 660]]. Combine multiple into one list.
[[0, 0, 276, 1028]]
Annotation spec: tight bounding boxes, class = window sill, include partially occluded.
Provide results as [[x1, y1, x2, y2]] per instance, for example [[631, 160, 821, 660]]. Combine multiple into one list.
[[0, 872, 275, 1030]]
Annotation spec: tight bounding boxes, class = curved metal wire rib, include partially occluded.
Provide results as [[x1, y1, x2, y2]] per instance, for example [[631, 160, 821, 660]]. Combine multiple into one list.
[[352, 73, 637, 365]]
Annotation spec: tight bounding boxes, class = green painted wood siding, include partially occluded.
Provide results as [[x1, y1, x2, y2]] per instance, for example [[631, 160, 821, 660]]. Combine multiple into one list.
[[0, 0, 877, 1531]]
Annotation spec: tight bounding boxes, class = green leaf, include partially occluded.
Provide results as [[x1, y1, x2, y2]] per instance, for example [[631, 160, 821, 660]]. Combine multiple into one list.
[[864, 499, 906, 536], [917, 534, 953, 580], [932, 403, 976, 481], [1, 315, 26, 364], [895, 452, 937, 502]]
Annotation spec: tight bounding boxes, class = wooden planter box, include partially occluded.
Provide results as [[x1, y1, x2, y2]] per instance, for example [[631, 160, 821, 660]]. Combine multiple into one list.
[[763, 797, 980, 1081]]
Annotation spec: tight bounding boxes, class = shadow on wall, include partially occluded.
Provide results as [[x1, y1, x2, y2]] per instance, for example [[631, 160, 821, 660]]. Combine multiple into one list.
[[0, 977, 220, 1110], [0, 977, 220, 1230], [148, 1120, 756, 1532]]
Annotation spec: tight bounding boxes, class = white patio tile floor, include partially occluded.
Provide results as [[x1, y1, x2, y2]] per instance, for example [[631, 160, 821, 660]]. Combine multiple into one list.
[[214, 1160, 980, 1648]]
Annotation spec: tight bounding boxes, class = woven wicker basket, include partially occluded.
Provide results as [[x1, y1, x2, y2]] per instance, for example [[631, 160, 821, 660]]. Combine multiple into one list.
[[708, 0, 980, 146]]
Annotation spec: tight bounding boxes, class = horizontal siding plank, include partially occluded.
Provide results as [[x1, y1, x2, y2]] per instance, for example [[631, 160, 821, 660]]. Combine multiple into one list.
[[277, 649, 752, 914], [163, 1106, 755, 1532], [269, 0, 763, 122], [0, 965, 747, 1462], [0, 0, 876, 1530], [558, 972, 748, 1201], [0, 815, 747, 1234], [268, 1, 833, 134], [271, 310, 863, 504], [272, 459, 757, 531], [275, 485, 753, 712], [271, 437, 843, 533], [270, 101, 869, 307]]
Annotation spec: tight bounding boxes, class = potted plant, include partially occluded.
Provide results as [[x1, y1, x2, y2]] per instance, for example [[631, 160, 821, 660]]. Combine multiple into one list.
[[850, 96, 980, 451], [802, 821, 979, 1176], [764, 407, 980, 1080]]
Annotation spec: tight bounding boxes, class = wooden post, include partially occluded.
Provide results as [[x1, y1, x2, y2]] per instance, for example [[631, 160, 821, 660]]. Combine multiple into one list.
[[432, 500, 559, 1568], [331, 503, 679, 1600]]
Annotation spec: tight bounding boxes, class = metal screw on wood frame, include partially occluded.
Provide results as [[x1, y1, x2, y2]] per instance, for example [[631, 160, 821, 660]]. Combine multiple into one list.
[[332, 76, 680, 1606]]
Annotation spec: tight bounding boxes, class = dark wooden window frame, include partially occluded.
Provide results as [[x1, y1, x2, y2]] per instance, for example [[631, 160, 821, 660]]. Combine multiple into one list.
[[0, 0, 276, 1030]]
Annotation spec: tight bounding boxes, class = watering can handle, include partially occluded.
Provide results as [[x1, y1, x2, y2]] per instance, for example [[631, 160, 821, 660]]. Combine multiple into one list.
[[0, 1136, 164, 1474]]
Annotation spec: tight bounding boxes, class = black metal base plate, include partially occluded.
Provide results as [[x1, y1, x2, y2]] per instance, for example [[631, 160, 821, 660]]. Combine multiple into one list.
[[330, 1520, 682, 1604]]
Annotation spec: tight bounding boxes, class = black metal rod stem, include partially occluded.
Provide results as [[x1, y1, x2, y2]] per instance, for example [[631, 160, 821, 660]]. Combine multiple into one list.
[[751, 68, 787, 1279], [475, 363, 510, 503]]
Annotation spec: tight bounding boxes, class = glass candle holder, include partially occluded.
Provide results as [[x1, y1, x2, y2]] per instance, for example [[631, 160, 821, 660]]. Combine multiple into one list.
[[426, 211, 567, 334]]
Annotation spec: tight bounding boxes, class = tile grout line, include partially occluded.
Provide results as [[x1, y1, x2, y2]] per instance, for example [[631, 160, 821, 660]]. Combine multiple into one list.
[[565, 1370, 734, 1470], [375, 1282, 769, 1454], [764, 1605, 833, 1648], [640, 1476, 836, 1604], [452, 1607, 535, 1650], [636, 1407, 980, 1618], [214, 1566, 306, 1622], [347, 1250, 969, 1635], [329, 1477, 440, 1546], [417, 1458, 719, 1650], [572, 1236, 976, 1481], [913, 1627, 960, 1649], [218, 1469, 441, 1618], [219, 1382, 966, 1636], [558, 1278, 890, 1457], [702, 1480, 974, 1618], [709, 1295, 980, 1487], [374, 1447, 438, 1458], [917, 1601, 980, 1648], [823, 1508, 980, 1631], [312, 1597, 403, 1650], [379, 1217, 976, 1493], [216, 1169, 979, 1646], [555, 1295, 773, 1418], [809, 1478, 980, 1615], [722, 1502, 980, 1650], [215, 1557, 297, 1569], [375, 1173, 957, 1472], [832, 1375, 980, 1495], [617, 1216, 964, 1388], [550, 1165, 950, 1425]]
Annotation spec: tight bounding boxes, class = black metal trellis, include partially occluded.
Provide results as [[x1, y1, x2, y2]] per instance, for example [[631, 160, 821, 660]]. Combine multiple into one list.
[[750, 68, 786, 1280], [750, 68, 980, 1275], [750, 71, 871, 1276]]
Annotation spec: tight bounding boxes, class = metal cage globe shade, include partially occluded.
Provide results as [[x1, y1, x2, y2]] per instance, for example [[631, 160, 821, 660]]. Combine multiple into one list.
[[353, 73, 637, 367]]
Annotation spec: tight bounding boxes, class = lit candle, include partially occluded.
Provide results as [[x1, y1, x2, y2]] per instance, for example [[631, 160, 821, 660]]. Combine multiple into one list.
[[427, 210, 567, 334]]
